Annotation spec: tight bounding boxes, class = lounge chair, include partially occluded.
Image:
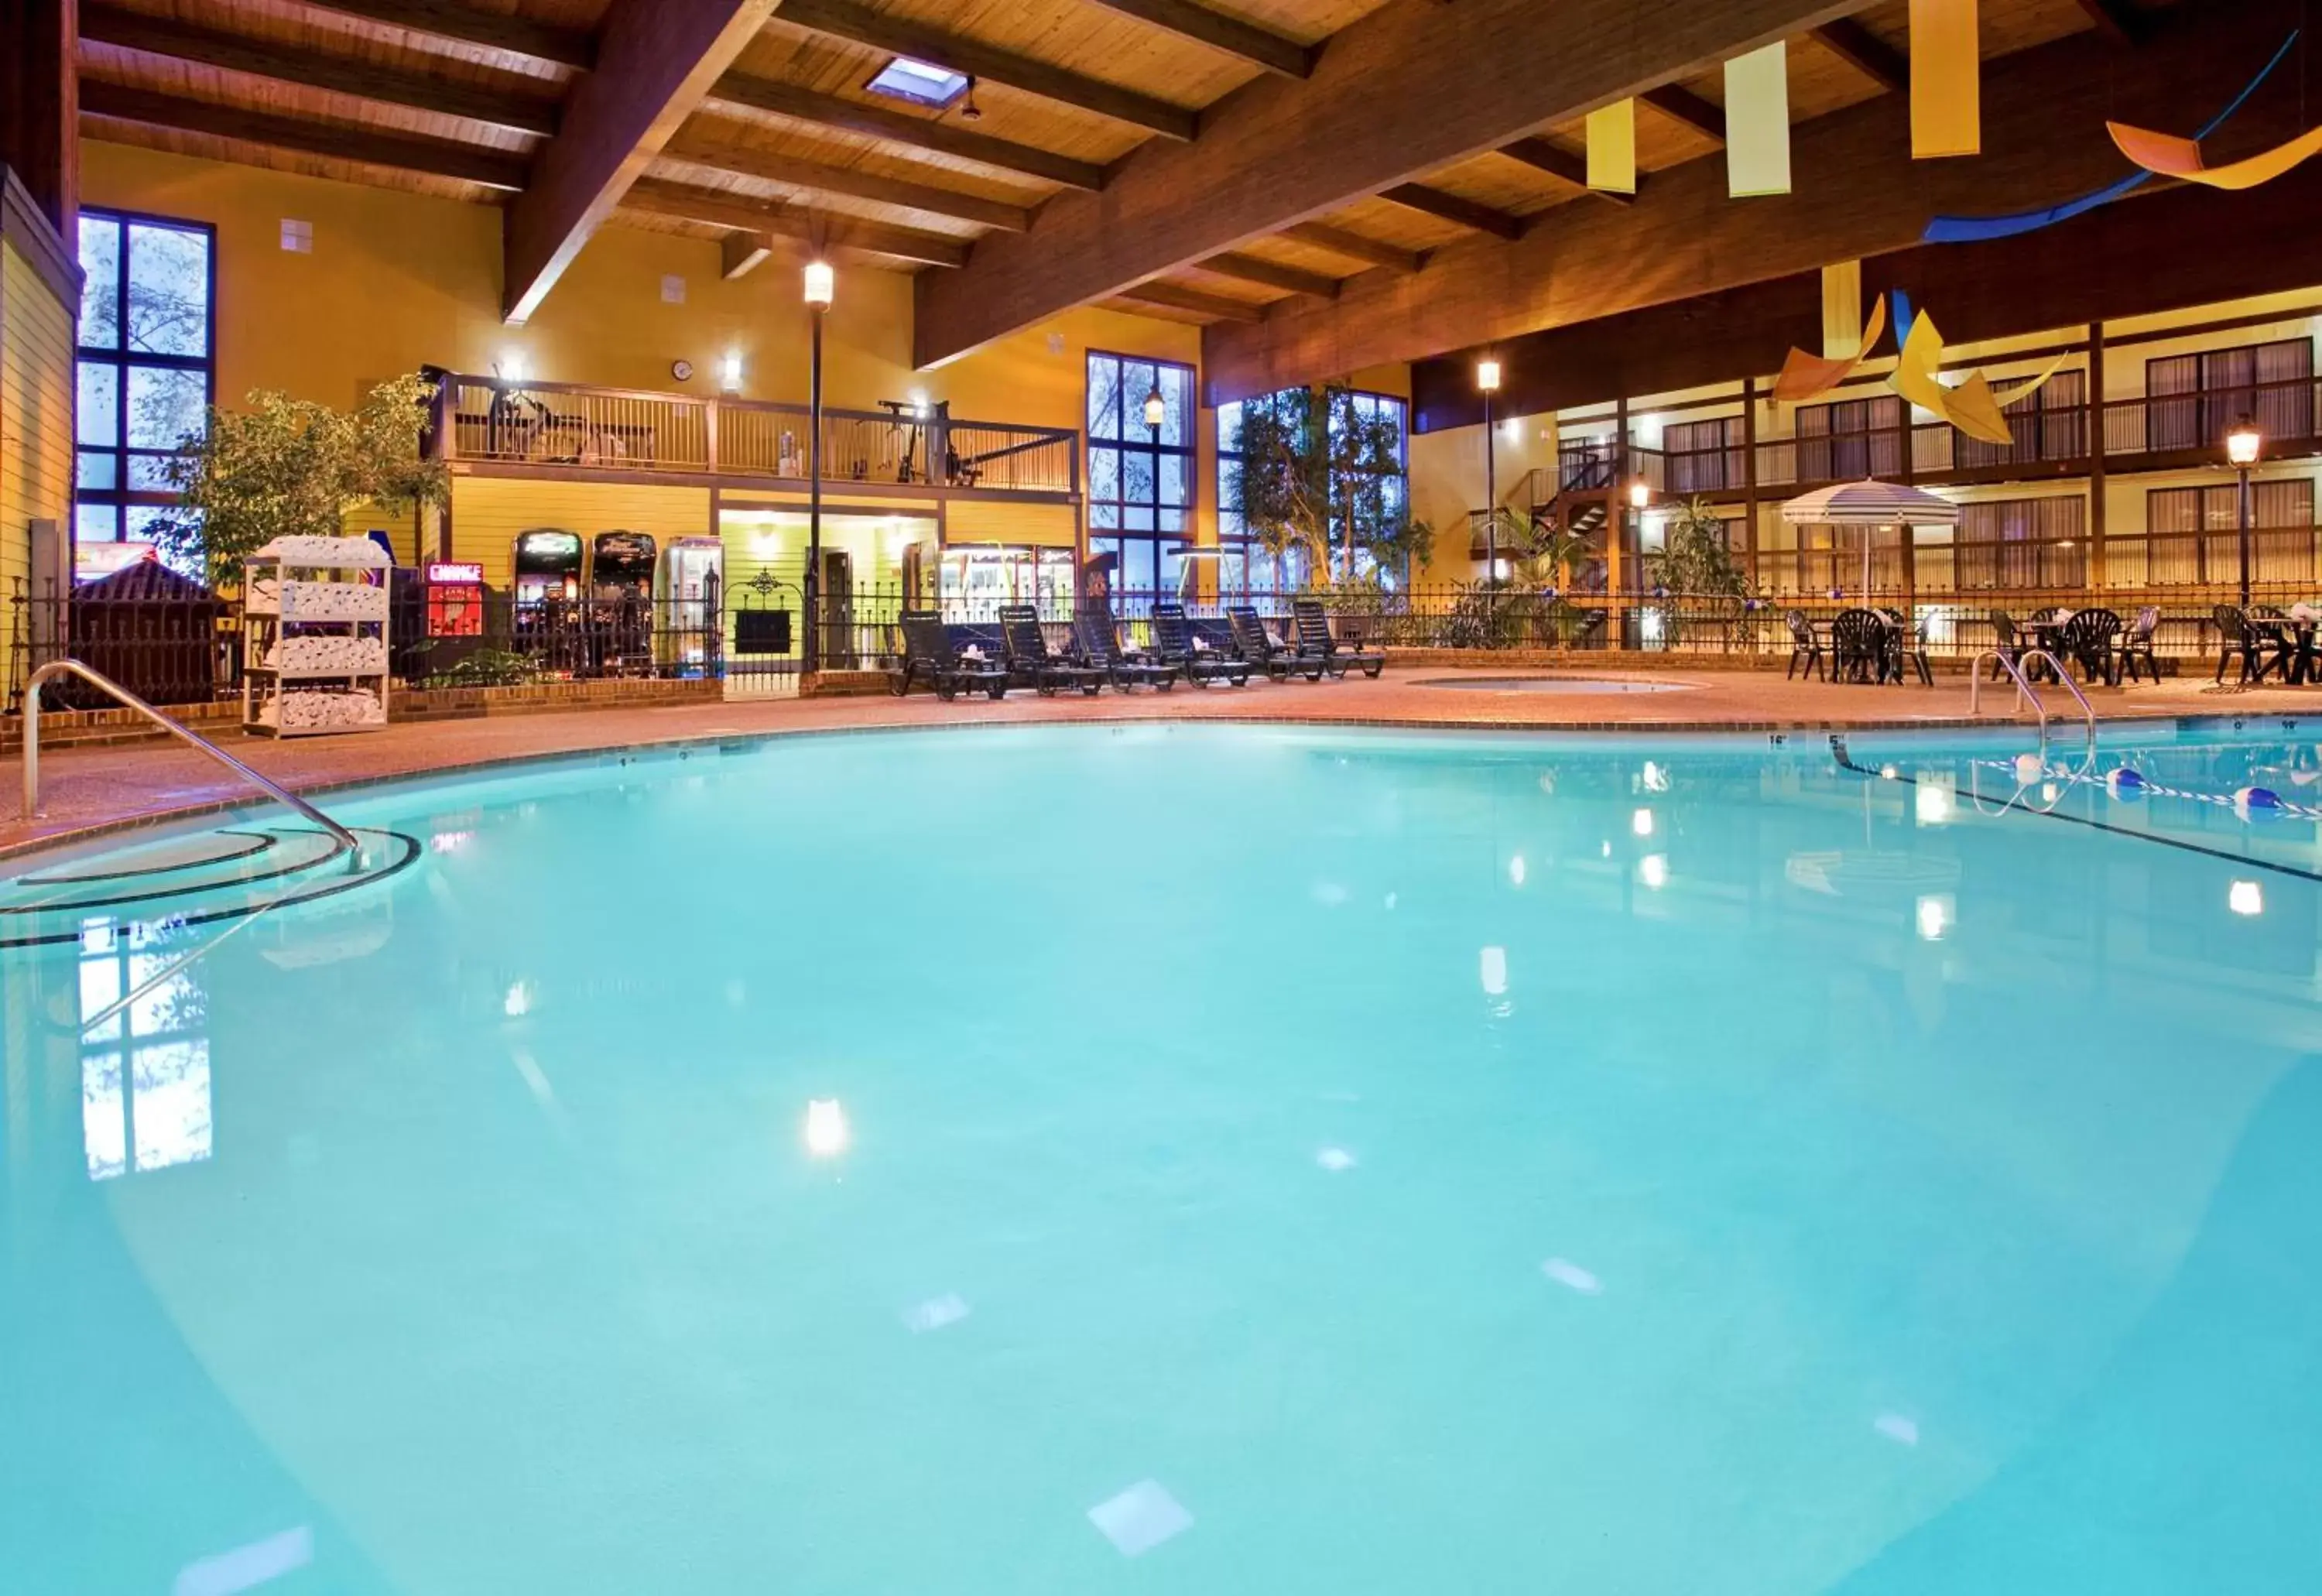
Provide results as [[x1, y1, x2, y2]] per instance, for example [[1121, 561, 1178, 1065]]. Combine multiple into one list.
[[890, 611, 1009, 700], [1074, 608, 1179, 690], [1291, 598, 1385, 679], [1226, 604, 1327, 682], [998, 604, 1106, 696], [1152, 604, 1250, 687]]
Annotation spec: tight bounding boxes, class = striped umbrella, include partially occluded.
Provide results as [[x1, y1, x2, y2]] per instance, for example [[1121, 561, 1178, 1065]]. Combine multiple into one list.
[[1780, 479, 1959, 595]]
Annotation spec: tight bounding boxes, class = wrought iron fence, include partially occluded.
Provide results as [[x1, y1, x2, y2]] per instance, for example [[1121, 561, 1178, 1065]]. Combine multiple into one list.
[[22, 574, 2322, 713]]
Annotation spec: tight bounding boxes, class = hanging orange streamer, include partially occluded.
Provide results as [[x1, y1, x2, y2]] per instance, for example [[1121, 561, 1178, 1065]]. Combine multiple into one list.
[[2107, 119, 2322, 190], [1771, 293, 1889, 405]]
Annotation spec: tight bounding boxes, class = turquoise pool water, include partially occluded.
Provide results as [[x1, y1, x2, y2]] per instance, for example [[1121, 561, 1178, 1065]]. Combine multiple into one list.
[[5, 721, 2322, 1593]]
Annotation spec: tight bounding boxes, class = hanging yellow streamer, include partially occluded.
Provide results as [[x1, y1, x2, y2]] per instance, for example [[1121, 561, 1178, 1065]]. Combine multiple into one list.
[[1586, 99, 1636, 194], [1725, 41, 1792, 197], [2108, 119, 2322, 190], [1910, 0, 1981, 159], [1772, 293, 1889, 405], [1889, 309, 2067, 445]]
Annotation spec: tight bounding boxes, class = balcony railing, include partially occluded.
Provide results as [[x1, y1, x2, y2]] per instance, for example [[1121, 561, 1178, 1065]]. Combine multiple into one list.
[[430, 373, 1081, 497], [1556, 374, 2322, 498]]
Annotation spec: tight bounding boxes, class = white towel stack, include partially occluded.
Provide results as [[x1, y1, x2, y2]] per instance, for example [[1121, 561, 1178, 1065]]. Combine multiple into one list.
[[279, 581, 390, 622], [267, 635, 389, 675], [272, 688, 385, 731]]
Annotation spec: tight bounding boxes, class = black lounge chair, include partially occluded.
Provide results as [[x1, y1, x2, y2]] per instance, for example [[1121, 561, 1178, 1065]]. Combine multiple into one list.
[[2059, 608, 2123, 687], [998, 604, 1106, 696], [2214, 604, 2293, 685], [1291, 598, 1385, 679], [1073, 608, 1178, 690], [890, 611, 1009, 700], [1876, 608, 1935, 687], [1152, 603, 1249, 687], [1829, 608, 1889, 683], [1226, 604, 1327, 682]]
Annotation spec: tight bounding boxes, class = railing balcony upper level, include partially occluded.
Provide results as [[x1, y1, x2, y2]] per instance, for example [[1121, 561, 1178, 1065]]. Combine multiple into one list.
[[1553, 373, 2322, 498], [426, 372, 1082, 499]]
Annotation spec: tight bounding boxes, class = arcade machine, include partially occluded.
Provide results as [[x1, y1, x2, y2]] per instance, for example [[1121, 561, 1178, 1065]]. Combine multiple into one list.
[[511, 528, 584, 674], [589, 530, 657, 676], [661, 536, 724, 677]]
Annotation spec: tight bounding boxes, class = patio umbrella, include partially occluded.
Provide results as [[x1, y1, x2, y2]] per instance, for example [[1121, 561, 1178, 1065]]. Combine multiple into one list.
[[1780, 478, 1959, 597]]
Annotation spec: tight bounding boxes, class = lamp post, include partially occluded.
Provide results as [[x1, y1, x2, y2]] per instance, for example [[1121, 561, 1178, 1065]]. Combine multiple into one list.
[[2227, 416, 2262, 605], [803, 259, 834, 673], [1477, 358, 1502, 587]]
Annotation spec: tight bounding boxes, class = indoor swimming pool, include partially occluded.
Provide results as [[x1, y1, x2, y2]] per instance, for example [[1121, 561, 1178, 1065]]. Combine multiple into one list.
[[4, 720, 2320, 1594]]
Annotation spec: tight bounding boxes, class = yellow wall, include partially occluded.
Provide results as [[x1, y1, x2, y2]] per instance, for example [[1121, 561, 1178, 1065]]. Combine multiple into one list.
[[78, 139, 1233, 558], [2, 235, 76, 676], [447, 477, 713, 590]]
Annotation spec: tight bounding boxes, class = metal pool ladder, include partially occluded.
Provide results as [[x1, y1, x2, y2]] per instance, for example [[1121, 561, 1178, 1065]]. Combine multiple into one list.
[[1968, 649, 2096, 759], [18, 659, 363, 860]]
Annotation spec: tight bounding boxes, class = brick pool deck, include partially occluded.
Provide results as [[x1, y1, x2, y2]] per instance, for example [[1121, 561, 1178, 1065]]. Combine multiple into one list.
[[4, 663, 2314, 858]]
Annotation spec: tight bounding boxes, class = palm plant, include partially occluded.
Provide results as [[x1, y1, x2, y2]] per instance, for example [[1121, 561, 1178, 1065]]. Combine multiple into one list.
[[1645, 495, 1756, 649]]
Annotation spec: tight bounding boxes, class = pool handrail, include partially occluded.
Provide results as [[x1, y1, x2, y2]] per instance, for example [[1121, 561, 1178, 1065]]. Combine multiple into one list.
[[1969, 648, 2095, 759], [19, 659, 363, 858]]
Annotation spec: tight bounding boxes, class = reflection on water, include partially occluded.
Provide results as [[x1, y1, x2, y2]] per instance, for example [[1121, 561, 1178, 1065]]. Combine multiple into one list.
[[77, 920, 212, 1181], [7, 724, 2322, 1593]]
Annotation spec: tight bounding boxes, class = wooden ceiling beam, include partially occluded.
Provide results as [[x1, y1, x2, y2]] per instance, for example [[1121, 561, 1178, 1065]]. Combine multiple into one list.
[[502, 0, 781, 324], [1198, 1, 2295, 400], [1279, 221, 1422, 273], [1498, 135, 1633, 205], [914, 0, 1864, 368], [623, 176, 970, 265], [1639, 84, 1725, 143], [3, 0, 77, 238], [1810, 18, 1907, 92], [80, 4, 561, 136], [1381, 183, 1525, 240], [776, 0, 1194, 140], [290, 0, 595, 70], [1120, 280, 1265, 321], [1083, 0, 1313, 79], [707, 72, 1103, 188], [662, 127, 1030, 228], [1196, 251, 1341, 298], [80, 79, 528, 187], [721, 229, 774, 277], [2070, 0, 2145, 46]]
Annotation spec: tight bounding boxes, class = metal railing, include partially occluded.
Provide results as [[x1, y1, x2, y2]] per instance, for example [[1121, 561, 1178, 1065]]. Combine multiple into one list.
[[1557, 375, 2322, 499], [19, 659, 361, 856], [1970, 648, 2095, 758], [433, 374, 1081, 495]]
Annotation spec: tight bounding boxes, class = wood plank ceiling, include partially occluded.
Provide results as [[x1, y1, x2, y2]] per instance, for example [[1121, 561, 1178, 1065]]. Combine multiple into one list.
[[71, 0, 2159, 338]]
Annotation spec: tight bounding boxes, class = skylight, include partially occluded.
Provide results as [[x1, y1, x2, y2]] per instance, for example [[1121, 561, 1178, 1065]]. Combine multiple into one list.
[[865, 57, 970, 108]]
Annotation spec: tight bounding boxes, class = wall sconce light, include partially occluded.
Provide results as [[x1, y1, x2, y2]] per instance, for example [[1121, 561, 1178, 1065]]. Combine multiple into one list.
[[720, 350, 743, 393]]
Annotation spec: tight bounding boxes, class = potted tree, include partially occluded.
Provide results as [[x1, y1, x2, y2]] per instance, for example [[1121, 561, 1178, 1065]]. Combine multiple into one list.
[[150, 372, 449, 586]]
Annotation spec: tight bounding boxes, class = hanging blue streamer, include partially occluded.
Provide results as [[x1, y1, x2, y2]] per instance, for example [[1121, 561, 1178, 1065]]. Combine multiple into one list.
[[1920, 29, 2300, 244]]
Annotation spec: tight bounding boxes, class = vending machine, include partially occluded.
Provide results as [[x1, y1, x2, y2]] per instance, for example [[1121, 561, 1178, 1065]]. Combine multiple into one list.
[[424, 561, 487, 638], [662, 536, 724, 676]]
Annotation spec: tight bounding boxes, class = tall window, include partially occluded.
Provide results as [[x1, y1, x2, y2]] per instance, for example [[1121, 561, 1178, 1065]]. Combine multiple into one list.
[[1217, 388, 1303, 594], [1327, 389, 1409, 585], [75, 209, 214, 556], [1086, 351, 1195, 596], [1217, 388, 1409, 593]]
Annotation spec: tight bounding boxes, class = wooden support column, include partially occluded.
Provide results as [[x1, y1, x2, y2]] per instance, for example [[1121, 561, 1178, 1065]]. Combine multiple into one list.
[[1608, 396, 1628, 643], [1741, 376, 1759, 587], [2087, 322, 2108, 587], [1, 0, 77, 235]]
